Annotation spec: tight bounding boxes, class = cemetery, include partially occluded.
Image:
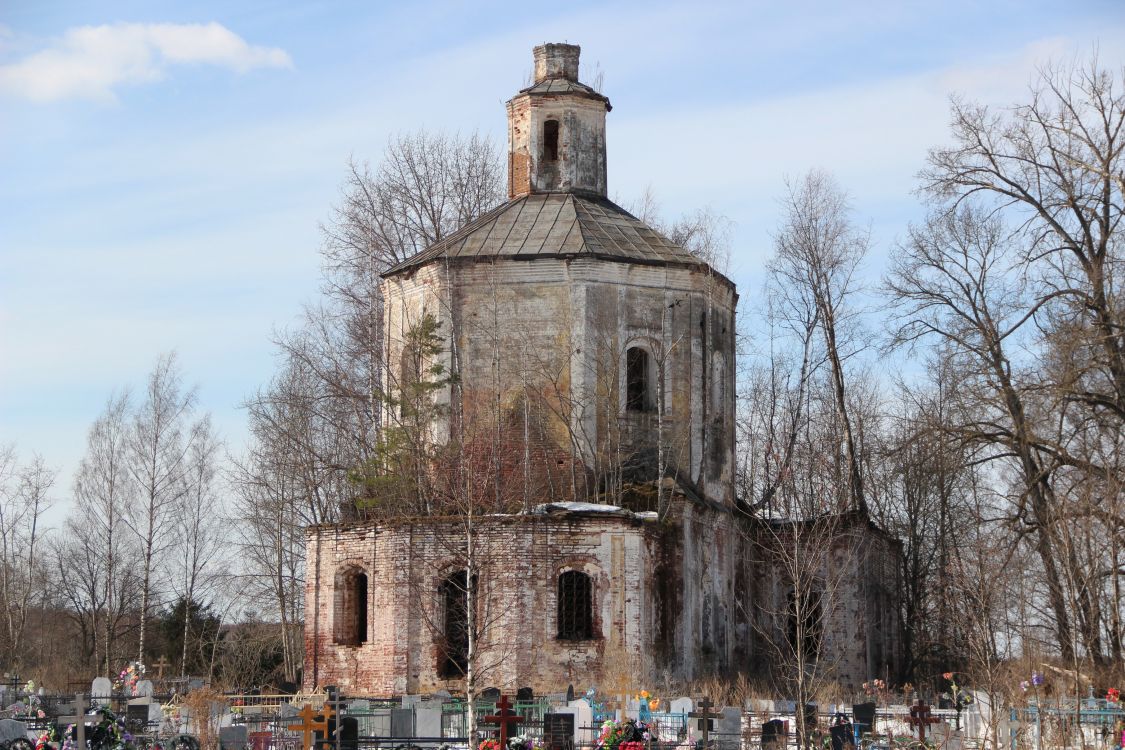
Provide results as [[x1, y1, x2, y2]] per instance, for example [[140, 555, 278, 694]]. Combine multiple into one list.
[[0, 667, 1123, 750]]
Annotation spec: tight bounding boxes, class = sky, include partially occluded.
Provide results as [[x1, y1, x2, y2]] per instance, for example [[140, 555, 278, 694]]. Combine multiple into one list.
[[2, 0, 1125, 513]]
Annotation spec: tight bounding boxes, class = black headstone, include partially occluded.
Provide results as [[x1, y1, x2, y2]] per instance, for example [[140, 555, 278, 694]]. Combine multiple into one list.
[[829, 724, 854, 750], [220, 726, 249, 750], [516, 687, 533, 701], [481, 688, 501, 702], [125, 704, 150, 730], [316, 715, 359, 750], [762, 719, 787, 748], [390, 708, 414, 737], [543, 713, 575, 750], [565, 685, 575, 703], [852, 703, 876, 733]]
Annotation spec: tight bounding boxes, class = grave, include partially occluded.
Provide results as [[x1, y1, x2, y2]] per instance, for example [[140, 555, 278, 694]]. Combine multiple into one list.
[[390, 708, 413, 737], [135, 680, 154, 697], [543, 711, 576, 750], [415, 706, 442, 739], [91, 677, 112, 698], [220, 725, 249, 750], [565, 698, 592, 743], [761, 719, 787, 750], [670, 697, 693, 716]]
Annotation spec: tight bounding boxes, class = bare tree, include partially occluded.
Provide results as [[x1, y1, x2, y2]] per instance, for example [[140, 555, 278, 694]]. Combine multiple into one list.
[[0, 446, 54, 668], [770, 170, 871, 513], [172, 415, 225, 677], [69, 392, 140, 673], [126, 352, 198, 665]]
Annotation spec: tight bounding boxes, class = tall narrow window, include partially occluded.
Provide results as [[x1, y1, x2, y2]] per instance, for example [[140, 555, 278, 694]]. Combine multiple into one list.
[[626, 347, 654, 413], [399, 346, 419, 417], [353, 572, 368, 644], [334, 567, 369, 646], [786, 586, 823, 661], [543, 120, 559, 162], [557, 570, 593, 640], [440, 571, 469, 677]]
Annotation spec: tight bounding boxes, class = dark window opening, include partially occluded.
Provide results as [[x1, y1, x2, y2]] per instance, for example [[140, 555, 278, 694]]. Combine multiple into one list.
[[440, 571, 469, 677], [334, 568, 369, 646], [786, 587, 823, 661], [626, 347, 654, 413], [543, 120, 559, 162], [557, 570, 593, 640], [354, 573, 368, 644]]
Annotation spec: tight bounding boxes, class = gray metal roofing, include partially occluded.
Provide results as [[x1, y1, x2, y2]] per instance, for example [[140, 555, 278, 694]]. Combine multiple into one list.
[[517, 78, 611, 109], [383, 193, 706, 276]]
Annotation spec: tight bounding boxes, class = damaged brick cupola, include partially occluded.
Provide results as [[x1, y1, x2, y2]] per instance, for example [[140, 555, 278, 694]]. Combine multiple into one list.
[[507, 43, 610, 197]]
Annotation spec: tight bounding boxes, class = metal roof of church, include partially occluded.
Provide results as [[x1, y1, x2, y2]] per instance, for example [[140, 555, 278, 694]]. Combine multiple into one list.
[[384, 192, 719, 277], [517, 78, 612, 109]]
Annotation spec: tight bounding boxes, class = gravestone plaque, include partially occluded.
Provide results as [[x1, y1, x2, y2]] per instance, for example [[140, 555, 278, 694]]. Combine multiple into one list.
[[91, 678, 112, 698], [516, 687, 533, 702], [718, 707, 741, 742], [390, 707, 413, 737], [481, 688, 501, 702], [135, 680, 154, 698], [544, 713, 575, 750], [416, 707, 442, 738], [126, 704, 150, 729], [220, 725, 249, 750]]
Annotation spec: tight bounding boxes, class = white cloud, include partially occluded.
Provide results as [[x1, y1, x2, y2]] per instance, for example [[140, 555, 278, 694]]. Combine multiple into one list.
[[0, 21, 292, 102]]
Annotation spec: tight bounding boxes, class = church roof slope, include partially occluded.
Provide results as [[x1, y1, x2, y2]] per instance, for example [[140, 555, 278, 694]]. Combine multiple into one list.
[[383, 192, 724, 279]]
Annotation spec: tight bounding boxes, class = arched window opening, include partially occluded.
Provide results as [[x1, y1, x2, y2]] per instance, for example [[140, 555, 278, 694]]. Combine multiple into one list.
[[786, 586, 823, 662], [439, 571, 470, 677], [626, 347, 655, 413], [543, 120, 559, 162], [333, 568, 369, 646], [557, 570, 593, 640]]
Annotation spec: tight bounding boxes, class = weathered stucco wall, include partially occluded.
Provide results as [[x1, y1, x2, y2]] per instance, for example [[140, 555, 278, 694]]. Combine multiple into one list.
[[381, 257, 736, 508]]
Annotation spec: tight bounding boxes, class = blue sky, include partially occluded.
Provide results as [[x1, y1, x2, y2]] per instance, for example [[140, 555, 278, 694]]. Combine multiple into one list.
[[2, 0, 1124, 507]]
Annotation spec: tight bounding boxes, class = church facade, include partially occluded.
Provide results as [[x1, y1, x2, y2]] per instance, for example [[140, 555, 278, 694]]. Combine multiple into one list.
[[304, 44, 902, 696]]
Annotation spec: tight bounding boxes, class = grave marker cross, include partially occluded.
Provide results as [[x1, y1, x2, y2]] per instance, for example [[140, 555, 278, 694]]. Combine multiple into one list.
[[58, 693, 87, 750], [907, 701, 940, 743], [689, 697, 722, 750], [295, 703, 335, 750], [484, 695, 522, 748], [153, 656, 171, 679]]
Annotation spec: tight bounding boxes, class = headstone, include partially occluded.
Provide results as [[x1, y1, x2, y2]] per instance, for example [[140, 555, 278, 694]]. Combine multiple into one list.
[[220, 725, 249, 750], [565, 685, 574, 703], [481, 687, 501, 702], [516, 687, 533, 702], [390, 707, 413, 737], [829, 723, 854, 750], [432, 690, 452, 699], [761, 720, 786, 750], [135, 680, 154, 698], [126, 704, 150, 729], [416, 707, 442, 738], [852, 703, 876, 734], [625, 697, 641, 720], [91, 678, 112, 698], [401, 694, 422, 707], [147, 703, 164, 723], [0, 720, 26, 743], [718, 707, 741, 739], [544, 712, 576, 750], [566, 699, 592, 740], [670, 697, 693, 716]]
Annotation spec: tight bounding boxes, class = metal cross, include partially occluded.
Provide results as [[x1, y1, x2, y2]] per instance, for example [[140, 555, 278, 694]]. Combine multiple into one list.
[[294, 703, 335, 750], [484, 695, 522, 748], [907, 701, 940, 743], [689, 697, 722, 750]]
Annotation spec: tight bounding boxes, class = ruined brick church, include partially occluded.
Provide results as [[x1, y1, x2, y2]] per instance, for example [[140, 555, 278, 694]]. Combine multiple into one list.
[[305, 44, 902, 696]]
